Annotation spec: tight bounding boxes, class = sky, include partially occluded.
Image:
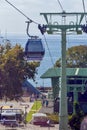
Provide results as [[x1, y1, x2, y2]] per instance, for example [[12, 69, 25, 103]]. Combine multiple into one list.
[[0, 0, 87, 36]]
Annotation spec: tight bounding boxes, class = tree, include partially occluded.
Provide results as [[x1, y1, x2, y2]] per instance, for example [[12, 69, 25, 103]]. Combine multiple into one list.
[[55, 45, 87, 68], [0, 43, 40, 100]]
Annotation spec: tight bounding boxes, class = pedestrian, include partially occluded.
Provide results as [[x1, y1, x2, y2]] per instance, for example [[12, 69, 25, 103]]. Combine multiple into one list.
[[42, 99, 45, 106], [46, 99, 49, 107]]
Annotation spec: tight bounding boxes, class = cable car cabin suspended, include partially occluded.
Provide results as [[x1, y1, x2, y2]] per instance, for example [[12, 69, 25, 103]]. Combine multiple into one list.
[[24, 38, 45, 61]]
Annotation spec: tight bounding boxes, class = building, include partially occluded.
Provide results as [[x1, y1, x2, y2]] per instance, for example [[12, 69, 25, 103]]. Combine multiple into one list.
[[22, 80, 41, 98], [41, 67, 87, 114]]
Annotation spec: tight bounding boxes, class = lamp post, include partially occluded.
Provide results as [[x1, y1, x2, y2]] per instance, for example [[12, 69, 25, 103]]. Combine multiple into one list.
[[20, 103, 29, 126], [35, 82, 38, 111]]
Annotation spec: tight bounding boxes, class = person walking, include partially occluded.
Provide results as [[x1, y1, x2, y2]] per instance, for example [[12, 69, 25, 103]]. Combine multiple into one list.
[[46, 99, 49, 107]]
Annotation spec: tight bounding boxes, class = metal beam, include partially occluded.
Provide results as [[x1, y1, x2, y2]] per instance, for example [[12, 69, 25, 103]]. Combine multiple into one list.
[[40, 12, 87, 16]]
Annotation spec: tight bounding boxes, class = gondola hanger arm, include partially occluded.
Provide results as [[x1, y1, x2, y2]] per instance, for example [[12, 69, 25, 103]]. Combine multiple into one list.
[[26, 21, 38, 39]]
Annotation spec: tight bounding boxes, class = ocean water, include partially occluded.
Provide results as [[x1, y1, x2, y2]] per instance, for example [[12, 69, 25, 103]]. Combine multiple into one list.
[[1, 34, 87, 87]]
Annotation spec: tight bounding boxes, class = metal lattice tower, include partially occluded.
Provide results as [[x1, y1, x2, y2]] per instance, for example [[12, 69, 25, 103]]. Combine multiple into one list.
[[40, 12, 87, 130]]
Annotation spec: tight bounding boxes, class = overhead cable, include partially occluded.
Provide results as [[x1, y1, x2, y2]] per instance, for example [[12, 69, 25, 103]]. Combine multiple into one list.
[[5, 0, 39, 24], [43, 34, 54, 66], [56, 0, 64, 12], [5, 0, 47, 36], [43, 34, 59, 76], [82, 0, 87, 23]]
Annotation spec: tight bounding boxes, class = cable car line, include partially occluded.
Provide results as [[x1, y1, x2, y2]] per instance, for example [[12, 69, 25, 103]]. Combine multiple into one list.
[[5, 0, 39, 25], [56, 0, 64, 12], [5, 0, 47, 36], [43, 34, 59, 76], [5, 0, 47, 35], [43, 34, 54, 66]]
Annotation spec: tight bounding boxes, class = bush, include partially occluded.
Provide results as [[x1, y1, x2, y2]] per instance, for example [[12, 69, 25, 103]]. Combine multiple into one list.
[[26, 101, 42, 122], [46, 113, 59, 124], [69, 102, 84, 130]]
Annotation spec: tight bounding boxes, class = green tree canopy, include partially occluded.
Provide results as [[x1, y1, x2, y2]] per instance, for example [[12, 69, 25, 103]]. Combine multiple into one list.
[[0, 43, 40, 100], [55, 45, 87, 68]]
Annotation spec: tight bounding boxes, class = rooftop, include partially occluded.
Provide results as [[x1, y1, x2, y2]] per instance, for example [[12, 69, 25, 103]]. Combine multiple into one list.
[[41, 68, 87, 78]]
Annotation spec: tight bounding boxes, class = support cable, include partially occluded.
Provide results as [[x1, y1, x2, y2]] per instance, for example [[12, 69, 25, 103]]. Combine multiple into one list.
[[43, 34, 58, 76], [5, 0, 48, 37], [82, 0, 87, 23], [38, 25, 58, 76], [5, 0, 39, 25], [56, 0, 64, 12], [43, 34, 54, 66]]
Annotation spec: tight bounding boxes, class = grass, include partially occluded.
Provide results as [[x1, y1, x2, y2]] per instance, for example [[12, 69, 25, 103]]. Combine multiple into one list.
[[26, 100, 42, 122], [31, 100, 42, 110], [46, 113, 59, 123]]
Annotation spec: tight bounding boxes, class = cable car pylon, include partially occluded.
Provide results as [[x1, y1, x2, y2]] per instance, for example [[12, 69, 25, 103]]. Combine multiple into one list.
[[40, 12, 87, 130]]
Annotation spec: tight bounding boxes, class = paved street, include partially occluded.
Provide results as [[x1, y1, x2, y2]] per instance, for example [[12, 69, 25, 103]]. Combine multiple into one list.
[[39, 99, 54, 114], [0, 123, 59, 130]]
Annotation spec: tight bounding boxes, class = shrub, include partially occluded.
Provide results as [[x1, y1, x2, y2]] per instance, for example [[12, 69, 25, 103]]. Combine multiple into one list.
[[69, 102, 84, 130], [46, 113, 59, 124]]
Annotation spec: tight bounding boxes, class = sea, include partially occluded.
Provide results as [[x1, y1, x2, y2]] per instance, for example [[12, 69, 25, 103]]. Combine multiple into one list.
[[1, 33, 87, 87]]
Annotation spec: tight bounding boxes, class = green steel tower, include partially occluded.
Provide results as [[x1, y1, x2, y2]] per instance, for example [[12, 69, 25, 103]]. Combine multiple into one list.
[[40, 12, 87, 130]]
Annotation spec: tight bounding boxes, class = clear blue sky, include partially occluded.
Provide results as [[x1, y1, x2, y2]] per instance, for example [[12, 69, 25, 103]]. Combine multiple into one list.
[[0, 0, 87, 35]]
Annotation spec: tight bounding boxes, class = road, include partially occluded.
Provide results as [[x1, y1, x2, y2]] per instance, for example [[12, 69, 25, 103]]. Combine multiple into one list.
[[0, 123, 59, 130]]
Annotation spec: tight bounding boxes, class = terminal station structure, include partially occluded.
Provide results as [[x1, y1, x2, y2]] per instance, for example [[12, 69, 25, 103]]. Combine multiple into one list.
[[41, 67, 87, 114]]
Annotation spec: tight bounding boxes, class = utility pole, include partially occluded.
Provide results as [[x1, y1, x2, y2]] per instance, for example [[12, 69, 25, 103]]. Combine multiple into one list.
[[40, 12, 87, 130]]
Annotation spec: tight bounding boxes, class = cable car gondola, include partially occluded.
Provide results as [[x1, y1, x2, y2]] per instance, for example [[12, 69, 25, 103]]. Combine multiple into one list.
[[24, 37, 45, 61], [24, 21, 45, 62]]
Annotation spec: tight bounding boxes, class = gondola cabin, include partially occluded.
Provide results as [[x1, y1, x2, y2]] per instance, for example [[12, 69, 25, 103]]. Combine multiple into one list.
[[24, 38, 45, 61]]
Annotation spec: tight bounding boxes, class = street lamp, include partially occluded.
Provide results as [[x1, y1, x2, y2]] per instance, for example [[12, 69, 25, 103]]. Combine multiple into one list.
[[35, 82, 38, 111], [20, 103, 29, 126]]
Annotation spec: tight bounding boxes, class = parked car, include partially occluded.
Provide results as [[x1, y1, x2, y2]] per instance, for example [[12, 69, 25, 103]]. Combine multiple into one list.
[[32, 113, 49, 126]]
